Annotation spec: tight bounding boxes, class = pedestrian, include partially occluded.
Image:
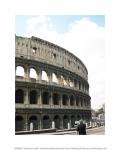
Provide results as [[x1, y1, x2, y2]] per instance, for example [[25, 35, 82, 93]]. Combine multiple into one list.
[[77, 120, 86, 135]]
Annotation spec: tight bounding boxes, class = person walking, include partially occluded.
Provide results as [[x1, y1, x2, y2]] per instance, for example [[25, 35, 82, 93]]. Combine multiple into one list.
[[77, 120, 86, 135]]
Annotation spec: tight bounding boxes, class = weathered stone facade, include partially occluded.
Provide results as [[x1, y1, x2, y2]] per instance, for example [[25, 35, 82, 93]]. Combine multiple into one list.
[[15, 35, 91, 132]]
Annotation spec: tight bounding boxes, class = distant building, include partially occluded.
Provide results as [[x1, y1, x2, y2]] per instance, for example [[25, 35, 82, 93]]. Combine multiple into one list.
[[91, 104, 105, 126]]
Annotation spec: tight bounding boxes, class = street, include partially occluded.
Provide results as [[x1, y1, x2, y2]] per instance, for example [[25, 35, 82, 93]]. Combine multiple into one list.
[[87, 126, 105, 135], [42, 126, 105, 135], [56, 126, 105, 135]]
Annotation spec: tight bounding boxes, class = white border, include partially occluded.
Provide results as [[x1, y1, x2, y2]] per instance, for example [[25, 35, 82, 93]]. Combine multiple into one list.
[[0, 0, 119, 149]]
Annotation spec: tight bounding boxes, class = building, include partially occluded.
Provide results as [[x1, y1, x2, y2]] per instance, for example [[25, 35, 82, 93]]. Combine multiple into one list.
[[15, 35, 91, 132]]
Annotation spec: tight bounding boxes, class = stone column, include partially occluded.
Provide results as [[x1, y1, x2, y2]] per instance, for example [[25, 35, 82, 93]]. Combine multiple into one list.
[[68, 122, 71, 129], [60, 118, 63, 129], [81, 83, 83, 92], [38, 90, 42, 105], [50, 91, 53, 106], [90, 121, 92, 127], [30, 122, 33, 131], [52, 121, 55, 129], [76, 81, 79, 90], [60, 94, 63, 108], [83, 98, 85, 109], [25, 66, 29, 80], [24, 115, 28, 131], [58, 74, 61, 85], [95, 122, 97, 127], [49, 71, 52, 83], [38, 69, 42, 82], [68, 95, 70, 106], [24, 88, 29, 105], [38, 116, 42, 130], [74, 96, 76, 107], [84, 99, 86, 109]]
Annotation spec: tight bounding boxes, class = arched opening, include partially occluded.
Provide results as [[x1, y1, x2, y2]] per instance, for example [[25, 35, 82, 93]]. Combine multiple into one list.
[[63, 115, 69, 129], [76, 96, 79, 106], [82, 84, 84, 92], [70, 95, 74, 106], [29, 116, 38, 130], [81, 98, 83, 107], [16, 66, 24, 77], [69, 79, 74, 87], [30, 90, 37, 104], [62, 94, 68, 105], [41, 70, 49, 82], [71, 115, 75, 128], [52, 73, 58, 83], [15, 116, 24, 131], [42, 115, 51, 129], [82, 113, 85, 120], [53, 93, 59, 105], [85, 112, 89, 121], [81, 84, 83, 91], [61, 75, 67, 86], [79, 81, 81, 90], [42, 91, 49, 104], [29, 68, 37, 79], [15, 89, 24, 103], [84, 99, 87, 107], [77, 115, 81, 121], [84, 85, 86, 93], [54, 115, 60, 129], [74, 79, 77, 88]]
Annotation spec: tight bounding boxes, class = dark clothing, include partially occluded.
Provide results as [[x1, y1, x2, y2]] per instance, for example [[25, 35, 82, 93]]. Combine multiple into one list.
[[77, 123, 86, 135]]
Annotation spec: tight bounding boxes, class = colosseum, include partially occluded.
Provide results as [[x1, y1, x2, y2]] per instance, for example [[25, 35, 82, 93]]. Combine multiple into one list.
[[15, 35, 91, 132]]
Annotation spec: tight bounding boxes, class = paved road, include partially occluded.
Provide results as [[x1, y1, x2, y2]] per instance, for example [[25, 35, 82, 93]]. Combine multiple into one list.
[[87, 126, 105, 135], [60, 126, 105, 135], [38, 126, 105, 135]]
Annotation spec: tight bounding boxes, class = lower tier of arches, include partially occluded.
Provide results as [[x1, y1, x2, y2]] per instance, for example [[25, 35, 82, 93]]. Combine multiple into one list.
[[15, 109, 91, 132]]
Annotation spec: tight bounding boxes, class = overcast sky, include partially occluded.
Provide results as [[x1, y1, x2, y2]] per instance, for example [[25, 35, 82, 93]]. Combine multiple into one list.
[[16, 15, 105, 110]]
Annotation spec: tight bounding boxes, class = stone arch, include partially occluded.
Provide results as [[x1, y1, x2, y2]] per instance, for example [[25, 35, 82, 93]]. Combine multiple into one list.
[[81, 97, 83, 107], [63, 115, 69, 129], [79, 81, 81, 90], [74, 79, 77, 88], [53, 93, 60, 105], [62, 94, 68, 105], [61, 75, 67, 86], [70, 95, 75, 106], [52, 73, 59, 83], [76, 96, 79, 106], [82, 84, 85, 92], [41, 70, 49, 82], [84, 99, 87, 107], [54, 115, 61, 129], [30, 90, 38, 104], [16, 65, 25, 77], [29, 116, 38, 130], [69, 78, 74, 87], [71, 115, 75, 128], [81, 83, 84, 91], [29, 67, 37, 79], [15, 89, 24, 103], [77, 114, 81, 121], [15, 116, 24, 131], [42, 115, 51, 129], [42, 91, 50, 105]]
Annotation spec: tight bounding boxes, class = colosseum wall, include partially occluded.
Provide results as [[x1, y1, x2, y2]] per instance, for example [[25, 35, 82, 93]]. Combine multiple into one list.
[[15, 35, 91, 132]]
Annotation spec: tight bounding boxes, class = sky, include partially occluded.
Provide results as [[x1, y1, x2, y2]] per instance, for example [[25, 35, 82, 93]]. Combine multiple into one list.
[[15, 15, 105, 110]]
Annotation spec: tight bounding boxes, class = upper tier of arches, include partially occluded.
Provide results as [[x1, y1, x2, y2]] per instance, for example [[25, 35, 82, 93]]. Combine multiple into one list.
[[15, 64, 89, 95], [15, 36, 88, 80]]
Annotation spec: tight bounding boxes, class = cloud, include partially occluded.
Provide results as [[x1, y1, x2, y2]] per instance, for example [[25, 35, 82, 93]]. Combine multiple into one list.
[[25, 16, 105, 110]]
